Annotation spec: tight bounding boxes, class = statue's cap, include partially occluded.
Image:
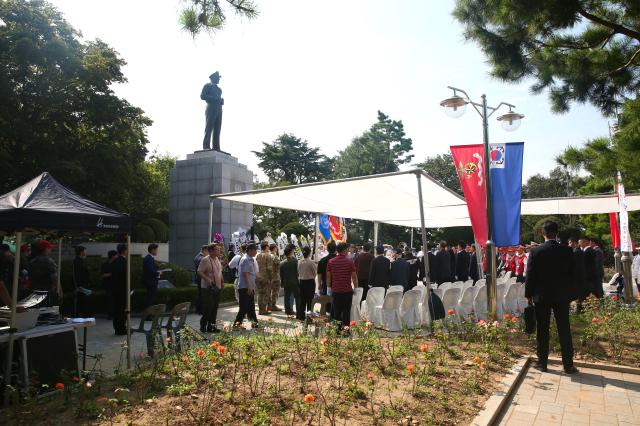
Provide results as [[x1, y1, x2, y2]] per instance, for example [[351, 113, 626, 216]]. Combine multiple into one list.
[[209, 71, 220, 79]]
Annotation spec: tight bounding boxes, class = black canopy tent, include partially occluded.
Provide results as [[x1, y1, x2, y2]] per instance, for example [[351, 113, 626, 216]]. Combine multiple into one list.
[[0, 173, 134, 398]]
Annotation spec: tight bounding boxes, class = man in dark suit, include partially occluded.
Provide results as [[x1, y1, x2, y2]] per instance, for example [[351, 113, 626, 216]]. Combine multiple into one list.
[[455, 241, 471, 282], [390, 248, 410, 290], [448, 244, 456, 282], [591, 240, 605, 298], [468, 244, 480, 282], [525, 221, 578, 374], [142, 243, 161, 309], [569, 237, 588, 302], [369, 245, 391, 289], [579, 237, 602, 298], [434, 241, 452, 285], [404, 247, 419, 290], [112, 244, 128, 335]]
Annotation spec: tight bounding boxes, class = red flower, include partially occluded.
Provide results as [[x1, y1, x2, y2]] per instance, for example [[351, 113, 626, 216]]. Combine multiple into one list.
[[350, 320, 357, 327], [367, 372, 376, 382], [196, 349, 205, 357], [472, 356, 481, 364], [217, 346, 226, 354], [210, 341, 220, 347], [503, 314, 511, 320], [511, 316, 518, 323], [447, 309, 455, 316], [406, 363, 416, 374], [611, 295, 618, 302], [181, 355, 189, 362], [603, 316, 609, 321], [55, 383, 64, 390], [592, 317, 599, 324], [304, 393, 316, 403], [419, 343, 429, 353]]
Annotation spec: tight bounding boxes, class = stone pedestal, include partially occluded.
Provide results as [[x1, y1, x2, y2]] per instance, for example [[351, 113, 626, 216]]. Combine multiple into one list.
[[169, 150, 253, 268]]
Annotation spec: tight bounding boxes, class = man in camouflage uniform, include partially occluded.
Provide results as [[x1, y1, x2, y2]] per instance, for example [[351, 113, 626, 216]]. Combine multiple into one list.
[[269, 243, 283, 311], [255, 241, 272, 315]]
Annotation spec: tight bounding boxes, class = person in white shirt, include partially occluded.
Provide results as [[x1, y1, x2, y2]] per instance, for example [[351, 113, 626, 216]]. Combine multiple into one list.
[[632, 248, 640, 287]]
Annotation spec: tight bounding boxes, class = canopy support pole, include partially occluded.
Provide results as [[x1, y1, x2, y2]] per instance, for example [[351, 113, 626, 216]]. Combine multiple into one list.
[[373, 222, 379, 248], [126, 234, 132, 370], [208, 199, 213, 244], [3, 232, 22, 406], [409, 228, 414, 250], [313, 214, 319, 260], [415, 172, 430, 285], [475, 242, 483, 282], [621, 251, 634, 304]]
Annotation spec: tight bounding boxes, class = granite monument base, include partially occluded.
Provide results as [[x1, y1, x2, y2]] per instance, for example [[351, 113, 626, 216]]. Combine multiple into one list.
[[169, 150, 253, 269]]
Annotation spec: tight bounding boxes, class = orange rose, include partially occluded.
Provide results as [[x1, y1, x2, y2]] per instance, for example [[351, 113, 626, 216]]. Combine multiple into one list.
[[447, 309, 455, 316], [407, 363, 416, 374], [350, 320, 357, 327], [196, 349, 205, 357], [592, 317, 599, 324], [210, 341, 220, 348], [511, 316, 518, 323], [472, 356, 481, 364], [419, 343, 429, 353], [181, 355, 189, 362], [367, 372, 376, 381], [55, 383, 64, 390], [503, 314, 511, 320], [304, 393, 316, 403], [217, 346, 226, 354]]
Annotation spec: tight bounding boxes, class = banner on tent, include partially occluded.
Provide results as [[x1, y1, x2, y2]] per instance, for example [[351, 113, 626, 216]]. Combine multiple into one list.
[[317, 214, 347, 245], [609, 212, 620, 250], [490, 142, 524, 247], [450, 144, 487, 245], [617, 172, 633, 253]]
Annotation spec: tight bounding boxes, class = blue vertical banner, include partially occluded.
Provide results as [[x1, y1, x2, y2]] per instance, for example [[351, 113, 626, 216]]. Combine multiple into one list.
[[489, 142, 524, 246]]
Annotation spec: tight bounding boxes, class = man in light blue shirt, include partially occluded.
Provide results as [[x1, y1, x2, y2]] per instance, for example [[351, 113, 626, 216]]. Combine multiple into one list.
[[234, 243, 259, 327]]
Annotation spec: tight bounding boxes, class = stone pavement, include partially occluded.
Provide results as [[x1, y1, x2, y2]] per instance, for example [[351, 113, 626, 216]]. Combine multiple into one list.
[[497, 363, 640, 426], [83, 296, 297, 375]]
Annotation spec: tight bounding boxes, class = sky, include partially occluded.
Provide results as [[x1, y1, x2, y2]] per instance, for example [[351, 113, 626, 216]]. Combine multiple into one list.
[[48, 0, 611, 181]]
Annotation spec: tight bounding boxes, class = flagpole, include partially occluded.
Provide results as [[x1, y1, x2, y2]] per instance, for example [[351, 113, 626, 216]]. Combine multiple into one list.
[[481, 94, 498, 321], [617, 172, 634, 304]]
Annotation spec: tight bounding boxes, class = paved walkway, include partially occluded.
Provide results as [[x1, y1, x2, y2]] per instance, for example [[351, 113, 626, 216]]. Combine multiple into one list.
[[497, 363, 640, 426], [83, 296, 301, 374]]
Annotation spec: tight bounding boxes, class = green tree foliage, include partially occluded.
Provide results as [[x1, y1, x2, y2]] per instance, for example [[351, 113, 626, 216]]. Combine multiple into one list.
[[252, 133, 333, 184], [279, 221, 310, 238], [334, 111, 414, 178], [0, 1, 173, 232], [179, 0, 258, 37], [415, 153, 463, 195], [453, 0, 640, 116]]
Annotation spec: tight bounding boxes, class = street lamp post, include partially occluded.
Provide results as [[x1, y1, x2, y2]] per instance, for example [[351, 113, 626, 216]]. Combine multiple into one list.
[[440, 87, 524, 321]]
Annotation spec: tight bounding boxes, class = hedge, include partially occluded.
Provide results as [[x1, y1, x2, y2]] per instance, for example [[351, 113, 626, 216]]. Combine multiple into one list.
[[59, 256, 192, 293], [61, 284, 237, 315]]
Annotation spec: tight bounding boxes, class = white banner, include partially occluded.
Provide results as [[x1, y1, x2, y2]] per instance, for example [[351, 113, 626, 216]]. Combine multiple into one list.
[[617, 172, 633, 252]]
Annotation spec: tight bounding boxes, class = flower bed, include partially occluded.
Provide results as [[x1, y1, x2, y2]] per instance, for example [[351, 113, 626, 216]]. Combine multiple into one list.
[[4, 318, 528, 425]]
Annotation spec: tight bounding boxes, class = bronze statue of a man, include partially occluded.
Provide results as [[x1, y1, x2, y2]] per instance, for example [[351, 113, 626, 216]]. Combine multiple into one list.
[[201, 71, 224, 151]]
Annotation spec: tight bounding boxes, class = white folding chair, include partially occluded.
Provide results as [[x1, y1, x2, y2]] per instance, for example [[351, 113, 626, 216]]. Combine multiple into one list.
[[457, 285, 478, 318], [496, 283, 507, 318], [375, 291, 403, 331], [439, 282, 453, 291], [400, 289, 422, 329], [451, 281, 464, 288], [461, 280, 474, 293], [474, 285, 488, 321], [441, 288, 461, 319], [503, 283, 519, 315], [476, 278, 486, 287], [362, 287, 385, 323], [350, 287, 364, 322], [388, 285, 403, 294], [515, 283, 528, 312], [508, 277, 517, 285], [419, 287, 432, 326]]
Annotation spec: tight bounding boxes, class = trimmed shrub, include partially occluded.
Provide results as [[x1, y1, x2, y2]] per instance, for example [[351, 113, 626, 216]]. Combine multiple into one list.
[[62, 283, 236, 315], [60, 256, 192, 293]]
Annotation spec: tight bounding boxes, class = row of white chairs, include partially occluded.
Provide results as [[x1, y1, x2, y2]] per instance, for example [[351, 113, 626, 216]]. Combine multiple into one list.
[[357, 285, 431, 331], [435, 281, 527, 321]]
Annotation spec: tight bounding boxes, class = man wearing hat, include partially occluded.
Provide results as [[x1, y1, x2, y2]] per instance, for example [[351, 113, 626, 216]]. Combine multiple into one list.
[[29, 240, 60, 306], [201, 71, 224, 151]]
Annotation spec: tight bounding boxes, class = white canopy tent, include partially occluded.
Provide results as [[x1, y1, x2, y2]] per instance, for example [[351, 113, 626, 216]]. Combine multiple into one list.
[[209, 168, 640, 324]]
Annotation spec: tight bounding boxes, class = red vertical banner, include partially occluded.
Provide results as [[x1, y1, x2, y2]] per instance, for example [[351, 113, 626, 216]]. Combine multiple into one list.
[[450, 144, 487, 245], [609, 212, 620, 250]]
